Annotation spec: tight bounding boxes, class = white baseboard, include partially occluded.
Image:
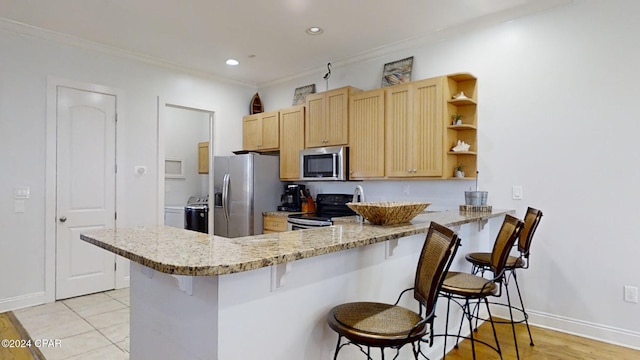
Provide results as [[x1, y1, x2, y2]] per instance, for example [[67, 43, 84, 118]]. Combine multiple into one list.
[[0, 292, 48, 313], [491, 306, 640, 350]]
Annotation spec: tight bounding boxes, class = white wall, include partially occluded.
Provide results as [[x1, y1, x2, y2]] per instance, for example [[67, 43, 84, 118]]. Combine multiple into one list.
[[164, 106, 210, 206], [0, 25, 255, 310], [258, 0, 640, 348]]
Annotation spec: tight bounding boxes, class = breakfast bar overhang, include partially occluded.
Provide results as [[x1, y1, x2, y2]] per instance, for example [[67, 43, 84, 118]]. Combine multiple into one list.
[[81, 209, 510, 360]]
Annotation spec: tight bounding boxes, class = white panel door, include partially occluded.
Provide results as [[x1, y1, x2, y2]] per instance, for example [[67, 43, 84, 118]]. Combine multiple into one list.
[[56, 86, 116, 300]]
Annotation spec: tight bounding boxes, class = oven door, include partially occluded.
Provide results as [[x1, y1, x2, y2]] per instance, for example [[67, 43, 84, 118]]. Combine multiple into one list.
[[287, 217, 332, 231]]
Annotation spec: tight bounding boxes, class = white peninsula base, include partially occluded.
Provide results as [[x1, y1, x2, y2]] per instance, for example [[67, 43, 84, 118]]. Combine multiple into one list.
[[129, 219, 498, 360]]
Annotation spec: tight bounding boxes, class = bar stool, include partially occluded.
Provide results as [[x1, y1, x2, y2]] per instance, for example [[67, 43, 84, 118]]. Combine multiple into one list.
[[464, 207, 543, 359], [327, 222, 460, 360], [437, 214, 524, 360]]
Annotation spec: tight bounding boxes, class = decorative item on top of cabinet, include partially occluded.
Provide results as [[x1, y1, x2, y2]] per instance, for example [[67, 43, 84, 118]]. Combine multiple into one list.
[[250, 93, 263, 114], [445, 73, 477, 179], [292, 84, 316, 106], [349, 88, 385, 179], [381, 56, 414, 87], [243, 110, 279, 152], [198, 142, 208, 174], [385, 77, 444, 178], [263, 214, 288, 233], [305, 86, 361, 148], [279, 105, 305, 180]]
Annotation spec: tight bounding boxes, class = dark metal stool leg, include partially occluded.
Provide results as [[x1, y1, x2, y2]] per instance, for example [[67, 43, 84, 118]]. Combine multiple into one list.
[[505, 281, 520, 360], [485, 297, 503, 359], [512, 270, 535, 346], [466, 299, 477, 360], [333, 335, 342, 360], [443, 296, 451, 359]]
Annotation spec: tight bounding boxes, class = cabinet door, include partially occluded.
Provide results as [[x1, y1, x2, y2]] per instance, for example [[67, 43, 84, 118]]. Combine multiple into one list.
[[349, 89, 385, 178], [279, 106, 305, 180], [242, 114, 261, 150], [305, 92, 325, 148], [325, 87, 349, 146], [198, 142, 209, 174], [385, 84, 413, 177], [261, 111, 280, 150], [412, 78, 443, 177], [263, 215, 288, 232]]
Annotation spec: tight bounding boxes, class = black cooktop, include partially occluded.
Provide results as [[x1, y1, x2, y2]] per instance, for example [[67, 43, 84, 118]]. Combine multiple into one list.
[[288, 193, 356, 221]]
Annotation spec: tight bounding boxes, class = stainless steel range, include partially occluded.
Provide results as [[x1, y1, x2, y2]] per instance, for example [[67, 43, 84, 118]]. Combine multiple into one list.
[[287, 194, 356, 230]]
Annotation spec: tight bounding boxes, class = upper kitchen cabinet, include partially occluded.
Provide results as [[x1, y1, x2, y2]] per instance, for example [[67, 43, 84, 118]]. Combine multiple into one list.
[[305, 86, 361, 148], [198, 141, 208, 174], [349, 88, 385, 179], [243, 110, 279, 151], [385, 77, 444, 178], [279, 105, 305, 180], [444, 73, 477, 179]]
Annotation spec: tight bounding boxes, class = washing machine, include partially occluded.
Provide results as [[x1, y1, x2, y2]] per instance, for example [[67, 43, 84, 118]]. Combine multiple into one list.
[[164, 206, 185, 229]]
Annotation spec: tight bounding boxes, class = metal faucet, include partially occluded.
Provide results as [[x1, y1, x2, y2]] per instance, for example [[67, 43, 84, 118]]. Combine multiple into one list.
[[353, 185, 365, 203], [353, 185, 365, 223]]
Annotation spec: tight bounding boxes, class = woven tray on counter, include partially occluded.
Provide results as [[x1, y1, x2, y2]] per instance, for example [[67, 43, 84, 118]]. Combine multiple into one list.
[[347, 202, 431, 226]]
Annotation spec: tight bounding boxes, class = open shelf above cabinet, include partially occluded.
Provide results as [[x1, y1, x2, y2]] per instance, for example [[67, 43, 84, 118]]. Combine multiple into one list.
[[447, 98, 476, 106], [448, 124, 477, 130]]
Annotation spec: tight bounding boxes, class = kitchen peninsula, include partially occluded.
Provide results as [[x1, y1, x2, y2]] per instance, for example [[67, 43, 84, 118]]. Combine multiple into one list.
[[81, 209, 510, 360]]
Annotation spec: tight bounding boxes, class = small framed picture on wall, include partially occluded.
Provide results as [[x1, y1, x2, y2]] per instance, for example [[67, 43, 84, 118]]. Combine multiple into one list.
[[381, 56, 414, 87], [292, 84, 316, 105]]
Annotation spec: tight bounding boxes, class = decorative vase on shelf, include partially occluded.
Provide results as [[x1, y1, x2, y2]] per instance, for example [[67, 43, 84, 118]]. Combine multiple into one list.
[[455, 119, 463, 125], [455, 170, 465, 178]]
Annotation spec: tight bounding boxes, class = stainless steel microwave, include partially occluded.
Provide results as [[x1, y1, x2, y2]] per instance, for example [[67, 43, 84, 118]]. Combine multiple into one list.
[[299, 146, 347, 181]]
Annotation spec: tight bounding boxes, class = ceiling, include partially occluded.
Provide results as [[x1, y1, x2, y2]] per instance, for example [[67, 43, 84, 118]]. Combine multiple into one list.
[[0, 0, 570, 87]]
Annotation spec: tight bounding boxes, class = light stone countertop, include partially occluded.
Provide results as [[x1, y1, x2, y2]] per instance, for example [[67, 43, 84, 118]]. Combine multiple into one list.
[[80, 209, 511, 276]]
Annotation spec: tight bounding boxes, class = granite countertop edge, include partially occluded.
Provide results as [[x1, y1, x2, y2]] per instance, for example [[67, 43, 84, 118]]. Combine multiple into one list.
[[80, 209, 512, 276]]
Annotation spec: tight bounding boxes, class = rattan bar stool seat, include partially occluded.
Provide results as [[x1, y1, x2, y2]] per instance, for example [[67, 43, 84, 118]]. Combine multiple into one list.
[[465, 253, 525, 269], [329, 302, 426, 346], [441, 272, 497, 297]]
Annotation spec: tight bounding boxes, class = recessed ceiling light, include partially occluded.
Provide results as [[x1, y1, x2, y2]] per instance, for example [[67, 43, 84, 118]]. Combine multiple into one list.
[[225, 58, 239, 66], [306, 27, 323, 35]]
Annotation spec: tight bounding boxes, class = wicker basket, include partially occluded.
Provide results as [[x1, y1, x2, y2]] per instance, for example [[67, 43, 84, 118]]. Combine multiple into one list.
[[346, 201, 430, 226]]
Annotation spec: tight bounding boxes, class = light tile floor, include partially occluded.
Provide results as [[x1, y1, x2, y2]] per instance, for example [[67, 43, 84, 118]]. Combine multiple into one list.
[[13, 288, 130, 360]]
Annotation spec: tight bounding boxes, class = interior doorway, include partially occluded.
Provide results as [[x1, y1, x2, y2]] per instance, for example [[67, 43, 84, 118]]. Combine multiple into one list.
[[158, 101, 215, 233]]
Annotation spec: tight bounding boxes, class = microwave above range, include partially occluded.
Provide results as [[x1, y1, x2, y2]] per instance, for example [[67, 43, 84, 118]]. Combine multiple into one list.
[[299, 146, 347, 181]]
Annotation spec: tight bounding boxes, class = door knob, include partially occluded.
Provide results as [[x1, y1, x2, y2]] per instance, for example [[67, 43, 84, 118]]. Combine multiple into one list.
[[59, 216, 67, 222]]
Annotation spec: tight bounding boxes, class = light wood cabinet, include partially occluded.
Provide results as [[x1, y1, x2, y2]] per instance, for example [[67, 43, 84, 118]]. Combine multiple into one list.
[[305, 86, 360, 148], [279, 106, 305, 180], [385, 77, 444, 178], [263, 214, 288, 233], [243, 110, 279, 151], [349, 89, 385, 179], [198, 142, 208, 174], [444, 73, 477, 179]]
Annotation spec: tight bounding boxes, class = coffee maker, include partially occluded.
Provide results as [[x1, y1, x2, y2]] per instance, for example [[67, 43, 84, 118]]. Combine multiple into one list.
[[278, 184, 306, 211]]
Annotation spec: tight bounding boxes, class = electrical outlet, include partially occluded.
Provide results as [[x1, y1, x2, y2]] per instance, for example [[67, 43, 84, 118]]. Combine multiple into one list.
[[624, 286, 638, 303], [512, 186, 523, 200]]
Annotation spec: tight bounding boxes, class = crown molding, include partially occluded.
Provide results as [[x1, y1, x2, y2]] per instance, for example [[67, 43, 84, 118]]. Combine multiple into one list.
[[0, 17, 257, 89]]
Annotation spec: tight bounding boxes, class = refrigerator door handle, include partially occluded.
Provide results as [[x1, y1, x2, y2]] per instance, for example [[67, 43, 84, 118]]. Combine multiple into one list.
[[222, 173, 230, 222]]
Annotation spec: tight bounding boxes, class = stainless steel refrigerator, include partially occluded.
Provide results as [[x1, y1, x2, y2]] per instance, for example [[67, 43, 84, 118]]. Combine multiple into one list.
[[213, 153, 281, 238]]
